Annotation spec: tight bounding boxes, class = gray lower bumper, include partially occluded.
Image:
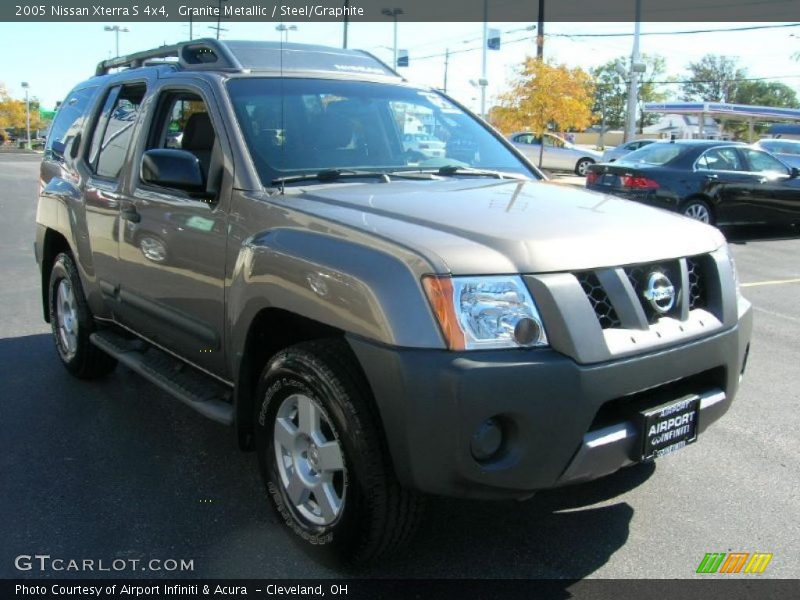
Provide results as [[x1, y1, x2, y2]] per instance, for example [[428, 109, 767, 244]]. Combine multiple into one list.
[[349, 305, 752, 500]]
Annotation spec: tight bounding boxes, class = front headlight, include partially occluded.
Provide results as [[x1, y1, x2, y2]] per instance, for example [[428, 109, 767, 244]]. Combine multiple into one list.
[[423, 275, 548, 350], [720, 243, 743, 301]]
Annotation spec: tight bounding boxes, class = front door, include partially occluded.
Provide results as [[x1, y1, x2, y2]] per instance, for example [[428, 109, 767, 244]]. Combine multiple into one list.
[[114, 83, 230, 377]]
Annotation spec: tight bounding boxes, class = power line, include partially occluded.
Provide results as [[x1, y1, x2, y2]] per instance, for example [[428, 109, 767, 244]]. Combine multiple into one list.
[[551, 22, 800, 38]]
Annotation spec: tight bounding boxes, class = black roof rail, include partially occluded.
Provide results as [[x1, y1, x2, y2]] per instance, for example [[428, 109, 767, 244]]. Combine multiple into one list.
[[95, 39, 243, 76]]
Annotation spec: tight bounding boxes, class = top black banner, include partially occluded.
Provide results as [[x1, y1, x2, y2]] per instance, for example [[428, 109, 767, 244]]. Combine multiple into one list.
[[3, 0, 800, 22]]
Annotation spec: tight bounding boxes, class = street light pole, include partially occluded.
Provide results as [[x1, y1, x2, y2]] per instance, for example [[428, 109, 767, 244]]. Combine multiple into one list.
[[21, 82, 30, 150], [343, 0, 350, 49], [382, 8, 403, 68], [103, 25, 129, 57], [276, 24, 297, 43]]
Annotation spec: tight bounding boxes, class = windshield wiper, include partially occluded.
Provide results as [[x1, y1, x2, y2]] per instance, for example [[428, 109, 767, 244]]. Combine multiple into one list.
[[271, 169, 391, 187], [427, 165, 526, 180]]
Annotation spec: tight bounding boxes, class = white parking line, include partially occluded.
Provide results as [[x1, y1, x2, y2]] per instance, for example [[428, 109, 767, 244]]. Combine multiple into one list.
[[741, 278, 800, 288]]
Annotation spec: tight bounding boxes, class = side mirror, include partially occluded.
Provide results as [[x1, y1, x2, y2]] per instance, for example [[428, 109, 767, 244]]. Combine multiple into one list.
[[790, 167, 800, 179], [141, 149, 205, 193]]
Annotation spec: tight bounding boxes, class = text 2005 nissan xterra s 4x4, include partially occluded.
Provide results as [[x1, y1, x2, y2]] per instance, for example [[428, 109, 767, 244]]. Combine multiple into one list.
[[35, 40, 752, 564]]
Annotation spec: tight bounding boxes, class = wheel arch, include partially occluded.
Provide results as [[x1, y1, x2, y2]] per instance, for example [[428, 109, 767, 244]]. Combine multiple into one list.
[[235, 308, 355, 450], [40, 228, 73, 323]]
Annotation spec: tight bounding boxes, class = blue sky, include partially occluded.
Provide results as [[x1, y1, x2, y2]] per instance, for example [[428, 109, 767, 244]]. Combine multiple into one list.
[[1, 21, 798, 112]]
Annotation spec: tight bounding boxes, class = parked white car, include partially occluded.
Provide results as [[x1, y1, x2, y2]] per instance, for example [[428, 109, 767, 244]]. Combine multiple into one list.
[[403, 132, 446, 159], [509, 132, 602, 175], [601, 139, 657, 162]]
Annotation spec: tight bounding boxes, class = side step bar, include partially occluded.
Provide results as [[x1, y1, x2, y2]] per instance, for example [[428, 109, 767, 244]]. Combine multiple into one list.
[[90, 330, 234, 425]]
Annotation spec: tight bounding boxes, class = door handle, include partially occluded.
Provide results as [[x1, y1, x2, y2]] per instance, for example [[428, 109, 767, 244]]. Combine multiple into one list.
[[703, 174, 718, 181], [121, 206, 141, 223]]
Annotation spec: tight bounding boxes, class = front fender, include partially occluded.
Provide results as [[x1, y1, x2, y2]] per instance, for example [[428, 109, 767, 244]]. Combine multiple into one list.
[[227, 227, 445, 376]]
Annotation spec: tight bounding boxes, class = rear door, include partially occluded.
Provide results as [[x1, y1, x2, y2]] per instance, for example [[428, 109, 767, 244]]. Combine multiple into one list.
[[693, 146, 761, 225], [113, 80, 231, 377]]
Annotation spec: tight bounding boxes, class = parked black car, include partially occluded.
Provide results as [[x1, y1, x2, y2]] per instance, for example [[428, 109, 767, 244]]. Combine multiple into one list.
[[586, 140, 800, 226]]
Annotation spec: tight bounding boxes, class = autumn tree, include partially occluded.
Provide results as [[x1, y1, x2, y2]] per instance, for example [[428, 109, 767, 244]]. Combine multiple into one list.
[[490, 59, 594, 166], [0, 82, 47, 133]]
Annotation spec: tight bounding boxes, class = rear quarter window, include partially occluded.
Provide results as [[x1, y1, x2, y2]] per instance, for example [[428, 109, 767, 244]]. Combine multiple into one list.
[[44, 86, 99, 162]]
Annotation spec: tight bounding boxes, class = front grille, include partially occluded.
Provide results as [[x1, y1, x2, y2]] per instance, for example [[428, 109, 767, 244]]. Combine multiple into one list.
[[686, 256, 707, 310], [578, 272, 621, 329], [577, 255, 710, 330], [624, 260, 681, 323]]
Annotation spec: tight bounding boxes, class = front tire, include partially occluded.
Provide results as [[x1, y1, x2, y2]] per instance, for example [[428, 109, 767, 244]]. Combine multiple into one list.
[[254, 339, 422, 566], [575, 158, 594, 176], [48, 253, 117, 379]]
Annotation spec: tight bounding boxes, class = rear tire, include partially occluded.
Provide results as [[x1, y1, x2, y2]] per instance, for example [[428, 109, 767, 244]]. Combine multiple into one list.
[[681, 199, 714, 225], [575, 158, 594, 176], [48, 253, 117, 379], [254, 339, 422, 566]]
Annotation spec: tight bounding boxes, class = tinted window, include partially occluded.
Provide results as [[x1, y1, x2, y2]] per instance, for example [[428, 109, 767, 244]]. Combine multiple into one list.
[[227, 78, 532, 184], [44, 86, 98, 162], [94, 85, 145, 179], [696, 147, 744, 172], [742, 149, 789, 175], [621, 143, 683, 166]]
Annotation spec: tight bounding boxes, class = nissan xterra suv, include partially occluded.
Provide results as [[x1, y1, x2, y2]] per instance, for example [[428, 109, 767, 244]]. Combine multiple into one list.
[[35, 40, 752, 565]]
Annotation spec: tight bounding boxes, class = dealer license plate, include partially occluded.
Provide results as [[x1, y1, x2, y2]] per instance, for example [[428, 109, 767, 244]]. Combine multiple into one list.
[[641, 395, 700, 461]]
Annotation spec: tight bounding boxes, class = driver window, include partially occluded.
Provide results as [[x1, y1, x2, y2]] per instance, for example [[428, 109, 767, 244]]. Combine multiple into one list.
[[152, 93, 217, 178], [742, 149, 790, 175]]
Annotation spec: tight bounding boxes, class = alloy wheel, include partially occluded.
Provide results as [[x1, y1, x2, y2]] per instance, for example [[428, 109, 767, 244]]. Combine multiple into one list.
[[273, 393, 346, 526]]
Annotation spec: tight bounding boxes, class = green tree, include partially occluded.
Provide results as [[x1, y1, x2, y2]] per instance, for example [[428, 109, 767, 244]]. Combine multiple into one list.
[[590, 55, 670, 131], [733, 80, 799, 107], [681, 55, 745, 102]]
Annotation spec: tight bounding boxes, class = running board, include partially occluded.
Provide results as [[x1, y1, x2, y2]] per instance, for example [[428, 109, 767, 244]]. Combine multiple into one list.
[[90, 330, 234, 425]]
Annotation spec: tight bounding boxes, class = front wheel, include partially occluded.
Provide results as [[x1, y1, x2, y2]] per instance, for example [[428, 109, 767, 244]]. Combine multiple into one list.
[[254, 339, 422, 566], [575, 158, 594, 176], [48, 253, 117, 379], [681, 199, 714, 225]]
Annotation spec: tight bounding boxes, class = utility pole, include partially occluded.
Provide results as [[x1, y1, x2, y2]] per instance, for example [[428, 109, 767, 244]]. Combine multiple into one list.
[[480, 0, 488, 118], [382, 8, 403, 68], [624, 0, 643, 143], [343, 0, 349, 48], [443, 48, 450, 93], [537, 0, 545, 59]]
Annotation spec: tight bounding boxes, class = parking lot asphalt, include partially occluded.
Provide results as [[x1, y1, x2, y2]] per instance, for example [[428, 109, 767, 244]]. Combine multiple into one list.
[[1, 153, 798, 579]]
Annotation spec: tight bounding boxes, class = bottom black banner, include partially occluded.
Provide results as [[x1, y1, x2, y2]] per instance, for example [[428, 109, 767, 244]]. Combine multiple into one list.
[[2, 579, 799, 600]]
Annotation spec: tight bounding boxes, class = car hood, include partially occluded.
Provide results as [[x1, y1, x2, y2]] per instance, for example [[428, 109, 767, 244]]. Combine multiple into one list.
[[275, 178, 725, 274]]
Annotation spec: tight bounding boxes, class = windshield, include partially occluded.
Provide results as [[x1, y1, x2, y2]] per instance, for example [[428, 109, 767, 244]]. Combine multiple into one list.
[[619, 143, 683, 166], [227, 78, 534, 185]]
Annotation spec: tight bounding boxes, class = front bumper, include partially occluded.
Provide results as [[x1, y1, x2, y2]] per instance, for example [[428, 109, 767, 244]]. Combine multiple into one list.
[[348, 305, 752, 500]]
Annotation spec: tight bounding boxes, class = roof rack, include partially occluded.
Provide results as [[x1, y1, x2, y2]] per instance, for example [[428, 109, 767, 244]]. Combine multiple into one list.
[[95, 39, 243, 76], [95, 39, 403, 81]]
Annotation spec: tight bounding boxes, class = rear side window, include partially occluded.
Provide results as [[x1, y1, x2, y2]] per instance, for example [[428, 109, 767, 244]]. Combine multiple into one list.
[[621, 143, 683, 166], [696, 147, 744, 172], [44, 86, 98, 162], [91, 84, 146, 179]]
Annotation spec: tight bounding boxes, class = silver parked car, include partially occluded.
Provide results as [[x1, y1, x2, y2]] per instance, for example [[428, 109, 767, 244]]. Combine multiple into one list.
[[509, 132, 602, 175], [755, 138, 800, 169], [601, 138, 657, 162]]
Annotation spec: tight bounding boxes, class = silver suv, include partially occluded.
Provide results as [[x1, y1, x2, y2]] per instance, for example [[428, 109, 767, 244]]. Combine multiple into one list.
[[35, 39, 752, 565]]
